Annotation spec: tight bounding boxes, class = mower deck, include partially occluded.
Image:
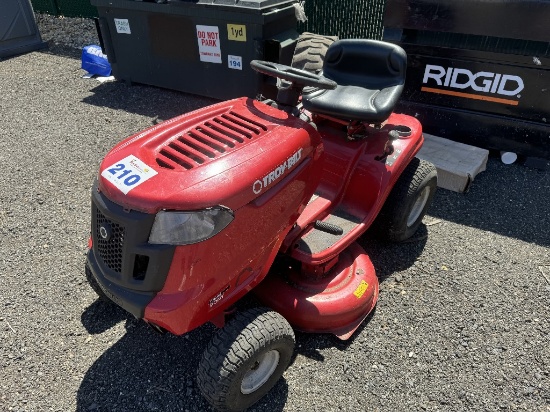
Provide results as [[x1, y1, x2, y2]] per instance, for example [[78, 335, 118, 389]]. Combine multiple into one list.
[[253, 242, 378, 340]]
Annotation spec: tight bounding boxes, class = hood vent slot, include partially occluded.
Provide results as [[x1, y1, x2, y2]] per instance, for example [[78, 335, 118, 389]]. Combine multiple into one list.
[[156, 110, 269, 170], [226, 111, 268, 132]]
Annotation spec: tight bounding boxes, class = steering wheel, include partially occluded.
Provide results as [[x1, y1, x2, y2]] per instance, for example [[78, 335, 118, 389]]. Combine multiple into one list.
[[250, 60, 337, 90]]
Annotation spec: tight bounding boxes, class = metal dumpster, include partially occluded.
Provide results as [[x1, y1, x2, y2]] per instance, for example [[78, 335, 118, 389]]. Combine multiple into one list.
[[384, 0, 550, 159], [92, 0, 300, 100]]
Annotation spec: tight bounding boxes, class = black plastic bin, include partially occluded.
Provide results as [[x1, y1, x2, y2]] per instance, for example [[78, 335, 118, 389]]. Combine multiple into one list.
[[384, 0, 550, 159], [92, 0, 300, 100]]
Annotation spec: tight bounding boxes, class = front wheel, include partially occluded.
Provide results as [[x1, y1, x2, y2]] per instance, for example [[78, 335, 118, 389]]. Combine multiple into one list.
[[370, 158, 437, 242], [197, 307, 295, 411]]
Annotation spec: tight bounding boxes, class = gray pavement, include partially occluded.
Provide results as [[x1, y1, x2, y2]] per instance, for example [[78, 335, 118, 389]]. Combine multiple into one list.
[[0, 45, 549, 412]]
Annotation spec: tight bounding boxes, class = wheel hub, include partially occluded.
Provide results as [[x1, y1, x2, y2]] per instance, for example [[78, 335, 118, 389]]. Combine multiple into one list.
[[407, 186, 431, 227], [240, 350, 280, 395]]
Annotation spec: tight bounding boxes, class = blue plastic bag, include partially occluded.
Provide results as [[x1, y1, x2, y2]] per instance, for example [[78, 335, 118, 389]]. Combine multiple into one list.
[[81, 45, 111, 77]]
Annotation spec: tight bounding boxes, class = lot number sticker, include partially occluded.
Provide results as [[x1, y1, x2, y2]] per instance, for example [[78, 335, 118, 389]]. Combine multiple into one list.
[[114, 18, 131, 34], [228, 55, 242, 70], [101, 155, 158, 194], [196, 25, 222, 63]]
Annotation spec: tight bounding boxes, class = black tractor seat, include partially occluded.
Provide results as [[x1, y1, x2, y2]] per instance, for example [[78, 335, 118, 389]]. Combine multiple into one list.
[[302, 39, 407, 124]]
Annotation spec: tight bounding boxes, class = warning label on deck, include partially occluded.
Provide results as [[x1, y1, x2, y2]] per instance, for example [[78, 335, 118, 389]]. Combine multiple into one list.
[[196, 25, 222, 63]]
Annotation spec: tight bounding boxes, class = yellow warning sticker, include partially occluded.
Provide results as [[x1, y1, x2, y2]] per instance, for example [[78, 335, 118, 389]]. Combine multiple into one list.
[[227, 24, 246, 42], [353, 280, 369, 298]]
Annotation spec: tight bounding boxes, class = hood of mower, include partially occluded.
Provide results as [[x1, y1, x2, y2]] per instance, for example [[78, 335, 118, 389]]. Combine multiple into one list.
[[98, 98, 320, 213]]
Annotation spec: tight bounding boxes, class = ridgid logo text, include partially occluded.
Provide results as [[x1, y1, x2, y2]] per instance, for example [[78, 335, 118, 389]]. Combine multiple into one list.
[[421, 64, 524, 106]]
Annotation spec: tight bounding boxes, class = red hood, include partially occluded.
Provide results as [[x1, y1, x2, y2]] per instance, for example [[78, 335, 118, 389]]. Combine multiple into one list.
[[98, 98, 320, 214]]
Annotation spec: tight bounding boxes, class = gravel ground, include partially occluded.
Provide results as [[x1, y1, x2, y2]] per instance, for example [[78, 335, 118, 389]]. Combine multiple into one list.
[[35, 15, 99, 49], [0, 16, 549, 412]]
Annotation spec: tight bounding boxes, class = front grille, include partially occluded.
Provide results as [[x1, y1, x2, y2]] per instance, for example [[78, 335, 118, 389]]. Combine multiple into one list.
[[156, 111, 268, 170], [95, 209, 125, 273]]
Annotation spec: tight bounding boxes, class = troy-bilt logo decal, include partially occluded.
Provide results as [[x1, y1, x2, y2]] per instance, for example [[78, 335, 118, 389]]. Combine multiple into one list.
[[421, 64, 524, 106], [252, 148, 303, 195]]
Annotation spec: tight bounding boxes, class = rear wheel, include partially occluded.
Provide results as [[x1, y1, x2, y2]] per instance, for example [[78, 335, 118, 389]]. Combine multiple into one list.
[[291, 32, 338, 74], [197, 307, 295, 411], [370, 158, 437, 242]]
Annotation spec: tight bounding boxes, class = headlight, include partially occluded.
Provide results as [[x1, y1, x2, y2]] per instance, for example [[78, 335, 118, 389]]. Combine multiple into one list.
[[148, 207, 234, 245]]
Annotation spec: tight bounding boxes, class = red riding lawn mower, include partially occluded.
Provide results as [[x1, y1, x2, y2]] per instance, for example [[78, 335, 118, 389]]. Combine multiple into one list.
[[85, 39, 437, 411]]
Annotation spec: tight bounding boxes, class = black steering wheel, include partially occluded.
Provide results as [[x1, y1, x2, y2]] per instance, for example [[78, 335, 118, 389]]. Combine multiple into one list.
[[250, 60, 337, 90]]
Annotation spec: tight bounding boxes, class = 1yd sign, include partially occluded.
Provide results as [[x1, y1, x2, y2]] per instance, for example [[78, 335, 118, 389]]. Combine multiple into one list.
[[101, 155, 157, 194]]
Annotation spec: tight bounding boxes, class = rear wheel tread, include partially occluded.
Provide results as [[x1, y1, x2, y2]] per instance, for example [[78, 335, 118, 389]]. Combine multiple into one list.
[[370, 158, 438, 242], [292, 32, 338, 73]]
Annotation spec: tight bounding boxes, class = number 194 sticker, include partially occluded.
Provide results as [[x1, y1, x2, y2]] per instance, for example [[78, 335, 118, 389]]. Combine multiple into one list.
[[101, 155, 157, 194], [228, 55, 242, 70]]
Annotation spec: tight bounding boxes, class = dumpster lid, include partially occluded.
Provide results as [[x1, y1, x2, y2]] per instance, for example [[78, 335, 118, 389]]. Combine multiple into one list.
[[172, 0, 297, 10]]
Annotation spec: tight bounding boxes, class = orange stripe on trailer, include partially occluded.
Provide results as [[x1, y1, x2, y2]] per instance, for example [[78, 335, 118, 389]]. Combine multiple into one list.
[[421, 87, 520, 106]]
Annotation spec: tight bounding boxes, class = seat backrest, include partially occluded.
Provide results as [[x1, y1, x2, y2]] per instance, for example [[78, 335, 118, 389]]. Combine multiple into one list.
[[322, 39, 407, 90]]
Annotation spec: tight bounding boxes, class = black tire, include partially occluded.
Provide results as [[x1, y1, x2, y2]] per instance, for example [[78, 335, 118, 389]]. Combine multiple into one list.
[[197, 307, 295, 412], [291, 32, 338, 74], [85, 264, 111, 303], [370, 158, 438, 242]]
